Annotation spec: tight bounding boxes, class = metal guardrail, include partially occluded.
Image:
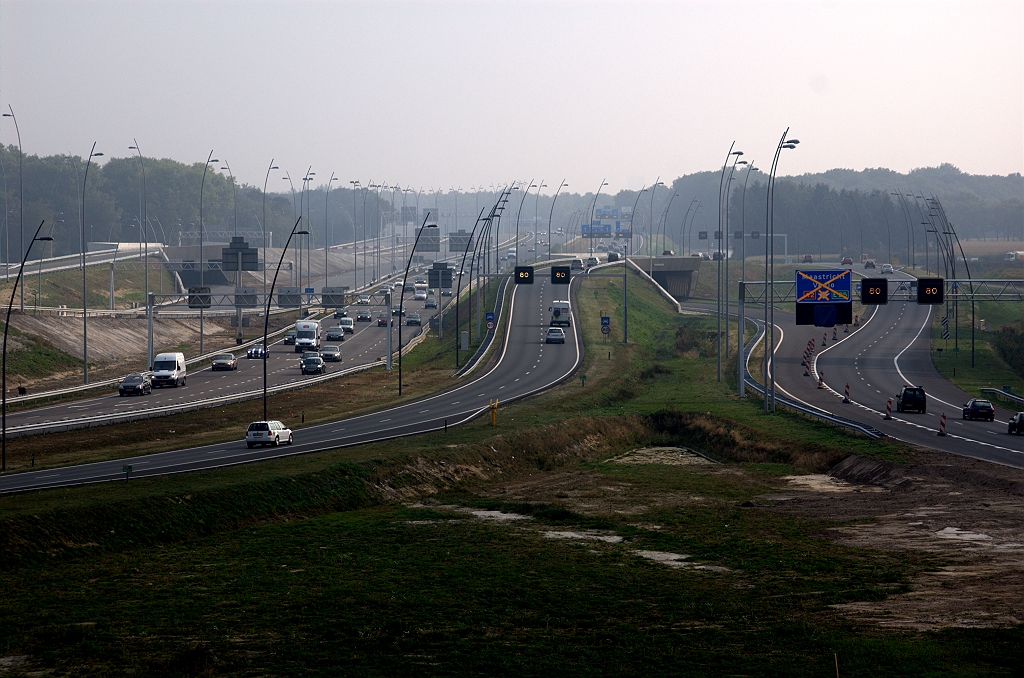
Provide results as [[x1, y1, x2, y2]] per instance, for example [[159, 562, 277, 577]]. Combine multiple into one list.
[[980, 388, 1024, 407]]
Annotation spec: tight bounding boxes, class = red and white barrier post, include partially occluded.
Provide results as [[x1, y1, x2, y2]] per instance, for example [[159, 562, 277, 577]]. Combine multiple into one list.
[[817, 370, 825, 389], [938, 412, 947, 437], [833, 326, 838, 341], [885, 398, 892, 420], [844, 323, 849, 334], [843, 383, 850, 404], [822, 332, 827, 347]]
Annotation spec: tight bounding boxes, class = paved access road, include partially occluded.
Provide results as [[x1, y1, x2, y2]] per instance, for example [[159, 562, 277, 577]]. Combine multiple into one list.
[[0, 273, 583, 492], [6, 294, 433, 431], [763, 265, 1024, 468]]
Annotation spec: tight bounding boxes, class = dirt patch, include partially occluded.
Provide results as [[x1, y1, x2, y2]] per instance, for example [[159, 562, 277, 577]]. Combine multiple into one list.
[[605, 446, 715, 466], [776, 452, 1024, 630]]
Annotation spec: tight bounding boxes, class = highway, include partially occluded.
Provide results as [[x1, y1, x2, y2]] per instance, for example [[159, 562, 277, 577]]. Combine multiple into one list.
[[761, 265, 1024, 467], [0, 271, 583, 492], [5, 294, 431, 431]]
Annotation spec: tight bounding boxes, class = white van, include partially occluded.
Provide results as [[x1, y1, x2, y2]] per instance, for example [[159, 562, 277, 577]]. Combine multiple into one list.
[[339, 317, 355, 333], [549, 300, 571, 327], [151, 352, 187, 388], [294, 320, 321, 353]]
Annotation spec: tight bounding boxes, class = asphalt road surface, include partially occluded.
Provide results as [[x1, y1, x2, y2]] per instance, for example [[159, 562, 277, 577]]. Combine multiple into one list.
[[763, 265, 1024, 468], [0, 273, 583, 492]]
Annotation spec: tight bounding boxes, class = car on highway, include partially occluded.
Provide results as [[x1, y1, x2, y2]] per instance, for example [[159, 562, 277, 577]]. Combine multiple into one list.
[[380, 283, 393, 293], [896, 386, 927, 414], [377, 314, 389, 326], [118, 373, 151, 396], [571, 258, 584, 271], [211, 353, 238, 371], [283, 330, 297, 345], [300, 355, 327, 375], [587, 256, 600, 267], [357, 295, 371, 305], [802, 254, 813, 263], [339, 317, 355, 334], [321, 345, 342, 362], [881, 263, 894, 274], [841, 257, 854, 266], [246, 344, 267, 359], [414, 277, 426, 285], [325, 326, 345, 341], [1008, 412, 1024, 435], [963, 398, 995, 421], [333, 307, 348, 318], [406, 313, 422, 326], [246, 420, 293, 448], [607, 252, 620, 262], [356, 310, 373, 322], [545, 327, 566, 344], [441, 289, 452, 296], [414, 290, 427, 301], [864, 259, 876, 269], [424, 297, 438, 308], [392, 305, 405, 316]]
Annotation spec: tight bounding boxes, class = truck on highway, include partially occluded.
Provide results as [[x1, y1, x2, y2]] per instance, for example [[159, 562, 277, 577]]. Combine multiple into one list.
[[549, 300, 571, 327], [294, 320, 321, 353]]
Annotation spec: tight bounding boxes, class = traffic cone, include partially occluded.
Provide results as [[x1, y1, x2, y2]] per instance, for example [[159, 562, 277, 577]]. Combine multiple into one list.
[[843, 324, 849, 334], [833, 327, 838, 341], [822, 332, 827, 347]]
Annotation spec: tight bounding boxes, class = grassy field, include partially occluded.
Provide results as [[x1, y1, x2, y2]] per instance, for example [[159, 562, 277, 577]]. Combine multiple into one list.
[[1, 267, 1021, 675]]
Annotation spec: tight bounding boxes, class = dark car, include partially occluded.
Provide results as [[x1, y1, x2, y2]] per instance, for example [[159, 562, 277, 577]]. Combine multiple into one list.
[[391, 305, 405, 316], [802, 254, 813, 263], [963, 398, 995, 421], [377, 314, 389, 326], [325, 326, 345, 341], [896, 386, 927, 414], [356, 310, 373, 322], [1007, 412, 1024, 435], [283, 330, 297, 345], [406, 313, 422, 326], [211, 353, 238, 371], [321, 345, 342, 362], [841, 257, 854, 266], [300, 356, 327, 375], [118, 373, 151, 396], [246, 344, 267, 359], [607, 252, 620, 262], [864, 259, 876, 269], [333, 307, 348, 318], [424, 297, 438, 309]]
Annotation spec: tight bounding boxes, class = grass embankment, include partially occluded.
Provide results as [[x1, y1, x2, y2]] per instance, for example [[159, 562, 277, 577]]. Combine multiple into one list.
[[0, 257, 179, 311], [911, 257, 1024, 400], [0, 321, 81, 381], [3, 268, 1019, 675]]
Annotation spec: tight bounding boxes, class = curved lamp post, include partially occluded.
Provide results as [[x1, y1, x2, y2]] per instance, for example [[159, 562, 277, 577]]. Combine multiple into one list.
[[3, 220, 49, 472], [514, 179, 535, 263], [81, 143, 104, 383], [398, 215, 435, 396], [547, 180, 567, 261], [763, 131, 799, 413], [128, 141, 151, 369], [2, 108, 23, 311], [263, 160, 279, 299], [736, 164, 758, 397], [325, 173, 338, 290], [716, 146, 743, 381], [261, 217, 307, 421], [199, 151, 218, 356]]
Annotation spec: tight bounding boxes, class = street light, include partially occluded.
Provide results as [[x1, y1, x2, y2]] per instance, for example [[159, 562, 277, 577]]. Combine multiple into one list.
[[398, 216, 436, 396], [198, 152, 219, 356], [325, 173, 338, 292], [38, 217, 63, 309], [737, 164, 758, 397], [716, 145, 742, 382], [764, 132, 799, 413], [261, 218, 307, 422], [81, 143, 104, 383], [3, 220, 49, 472], [547, 180, 567, 262], [624, 186, 648, 344], [2, 108, 23, 312], [263, 160, 279, 300], [349, 179, 360, 292], [514, 180, 536, 263], [534, 181, 547, 262], [128, 141, 151, 369]]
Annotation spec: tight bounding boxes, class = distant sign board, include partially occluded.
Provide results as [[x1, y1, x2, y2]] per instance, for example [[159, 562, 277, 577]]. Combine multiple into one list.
[[188, 286, 211, 309], [448, 229, 472, 252], [416, 226, 441, 252], [234, 287, 258, 308], [322, 286, 349, 307], [485, 311, 495, 331], [601, 316, 610, 326], [276, 286, 301, 308]]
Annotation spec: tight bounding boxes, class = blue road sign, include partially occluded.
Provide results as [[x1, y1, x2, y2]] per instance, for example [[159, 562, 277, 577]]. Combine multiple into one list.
[[304, 287, 315, 294], [795, 269, 852, 304], [601, 316, 610, 326]]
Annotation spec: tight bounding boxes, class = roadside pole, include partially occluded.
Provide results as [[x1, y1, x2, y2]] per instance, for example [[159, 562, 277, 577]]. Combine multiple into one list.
[[737, 281, 745, 397]]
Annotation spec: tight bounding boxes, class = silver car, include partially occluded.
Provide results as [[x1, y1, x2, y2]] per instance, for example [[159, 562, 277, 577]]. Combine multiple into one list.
[[246, 420, 293, 448]]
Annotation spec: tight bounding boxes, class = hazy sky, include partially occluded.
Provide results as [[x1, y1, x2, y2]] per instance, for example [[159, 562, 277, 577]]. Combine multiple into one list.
[[1, 0, 1021, 194]]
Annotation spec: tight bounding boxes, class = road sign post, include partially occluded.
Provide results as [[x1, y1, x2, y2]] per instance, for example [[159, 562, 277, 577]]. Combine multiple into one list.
[[795, 269, 852, 327], [485, 311, 495, 332]]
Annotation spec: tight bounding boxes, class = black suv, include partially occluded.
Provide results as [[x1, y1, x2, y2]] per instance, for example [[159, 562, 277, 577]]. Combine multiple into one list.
[[1008, 412, 1024, 435], [896, 386, 926, 414]]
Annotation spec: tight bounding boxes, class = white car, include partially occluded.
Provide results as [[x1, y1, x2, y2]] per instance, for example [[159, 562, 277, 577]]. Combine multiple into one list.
[[881, 263, 894, 274], [246, 420, 294, 448], [545, 327, 566, 344]]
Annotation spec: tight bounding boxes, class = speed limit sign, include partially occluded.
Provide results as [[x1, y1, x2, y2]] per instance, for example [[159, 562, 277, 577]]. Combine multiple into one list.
[[485, 311, 496, 331], [601, 325, 610, 335]]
